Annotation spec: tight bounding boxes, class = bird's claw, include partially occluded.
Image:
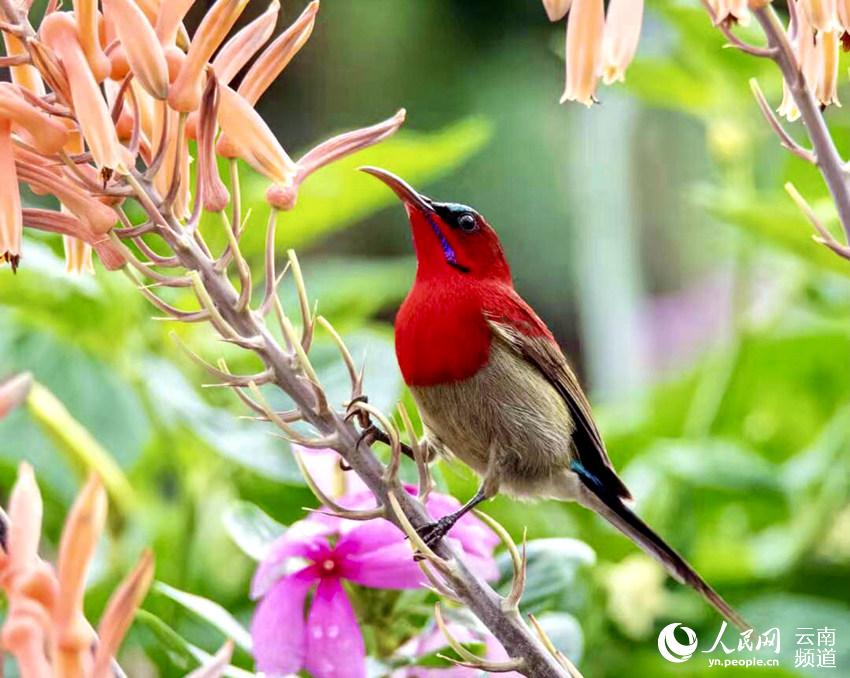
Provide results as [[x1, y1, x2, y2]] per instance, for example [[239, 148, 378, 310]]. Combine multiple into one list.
[[415, 517, 453, 554], [344, 394, 372, 429]]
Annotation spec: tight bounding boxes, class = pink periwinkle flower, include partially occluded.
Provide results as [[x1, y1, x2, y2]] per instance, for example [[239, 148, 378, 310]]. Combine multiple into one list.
[[250, 488, 499, 677]]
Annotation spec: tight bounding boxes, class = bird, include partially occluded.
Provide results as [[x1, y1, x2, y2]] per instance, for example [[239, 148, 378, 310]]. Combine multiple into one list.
[[357, 166, 748, 631]]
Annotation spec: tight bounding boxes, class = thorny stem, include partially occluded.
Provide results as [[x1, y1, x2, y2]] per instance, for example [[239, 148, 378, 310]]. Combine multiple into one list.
[[745, 5, 850, 246], [123, 175, 569, 678]]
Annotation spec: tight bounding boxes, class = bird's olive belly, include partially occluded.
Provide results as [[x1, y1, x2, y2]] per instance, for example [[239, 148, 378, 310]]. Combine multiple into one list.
[[409, 339, 576, 497]]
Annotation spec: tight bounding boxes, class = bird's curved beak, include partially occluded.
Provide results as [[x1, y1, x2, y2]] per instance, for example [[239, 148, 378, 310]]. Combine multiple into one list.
[[359, 166, 432, 213]]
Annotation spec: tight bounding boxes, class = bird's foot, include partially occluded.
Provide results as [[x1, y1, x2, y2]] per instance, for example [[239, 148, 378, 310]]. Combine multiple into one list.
[[415, 516, 455, 553], [345, 396, 416, 460]]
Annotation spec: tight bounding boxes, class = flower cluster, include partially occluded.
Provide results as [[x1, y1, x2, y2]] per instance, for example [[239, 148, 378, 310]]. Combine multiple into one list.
[[0, 0, 403, 273], [0, 463, 152, 676], [251, 468, 499, 678], [543, 0, 644, 106]]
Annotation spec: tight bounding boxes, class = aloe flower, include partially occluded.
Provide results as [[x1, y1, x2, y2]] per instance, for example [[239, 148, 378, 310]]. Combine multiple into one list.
[[250, 488, 499, 677], [560, 0, 604, 106]]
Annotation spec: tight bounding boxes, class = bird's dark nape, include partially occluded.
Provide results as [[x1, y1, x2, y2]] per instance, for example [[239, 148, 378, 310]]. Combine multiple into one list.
[[573, 462, 750, 632]]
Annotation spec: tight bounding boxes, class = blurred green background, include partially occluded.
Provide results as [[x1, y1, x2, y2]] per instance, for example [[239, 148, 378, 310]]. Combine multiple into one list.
[[3, 0, 850, 676]]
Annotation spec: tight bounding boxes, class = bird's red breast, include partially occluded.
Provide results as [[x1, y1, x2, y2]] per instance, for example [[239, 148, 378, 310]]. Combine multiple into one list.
[[395, 277, 554, 387]]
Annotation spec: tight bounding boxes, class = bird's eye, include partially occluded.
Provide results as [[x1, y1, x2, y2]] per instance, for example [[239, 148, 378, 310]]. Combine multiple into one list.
[[457, 213, 477, 232]]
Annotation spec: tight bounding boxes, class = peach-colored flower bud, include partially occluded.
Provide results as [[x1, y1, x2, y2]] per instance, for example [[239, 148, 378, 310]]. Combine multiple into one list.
[[0, 373, 32, 421], [0, 83, 69, 155], [28, 38, 71, 105], [542, 0, 572, 21], [63, 234, 95, 274], [104, 0, 170, 99], [838, 0, 850, 30], [2, 33, 45, 96], [71, 0, 112, 81], [54, 474, 106, 671], [0, 119, 22, 272], [238, 0, 318, 105], [92, 550, 154, 678], [216, 84, 297, 186], [803, 0, 839, 30], [600, 0, 643, 84], [561, 0, 604, 105], [197, 77, 229, 212], [269, 108, 406, 210], [109, 45, 131, 80], [213, 0, 279, 84], [798, 7, 821, 92], [16, 163, 118, 235], [165, 45, 185, 82], [168, 0, 250, 112], [707, 0, 749, 24], [816, 30, 841, 106], [155, 0, 195, 46], [7, 463, 43, 573], [22, 209, 125, 270], [40, 12, 128, 171]]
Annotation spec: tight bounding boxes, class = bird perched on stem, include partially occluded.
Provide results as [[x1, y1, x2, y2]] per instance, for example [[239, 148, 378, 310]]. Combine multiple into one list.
[[358, 166, 748, 631]]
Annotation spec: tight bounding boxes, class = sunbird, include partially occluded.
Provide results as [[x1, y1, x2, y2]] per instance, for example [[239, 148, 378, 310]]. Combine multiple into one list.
[[360, 166, 747, 630]]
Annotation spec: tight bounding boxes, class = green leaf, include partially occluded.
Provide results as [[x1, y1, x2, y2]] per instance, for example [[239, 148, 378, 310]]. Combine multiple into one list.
[[697, 187, 850, 277], [222, 501, 286, 561], [154, 581, 253, 652], [497, 538, 595, 616], [135, 609, 196, 671]]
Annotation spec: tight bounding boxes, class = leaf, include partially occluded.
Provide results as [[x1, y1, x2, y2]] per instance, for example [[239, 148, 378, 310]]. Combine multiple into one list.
[[135, 609, 196, 671], [496, 538, 595, 616], [696, 187, 850, 277], [222, 501, 286, 561], [26, 381, 137, 513], [154, 581, 253, 652]]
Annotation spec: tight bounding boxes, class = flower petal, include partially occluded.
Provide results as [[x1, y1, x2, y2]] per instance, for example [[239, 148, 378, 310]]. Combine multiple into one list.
[[336, 520, 424, 589], [250, 521, 332, 599], [250, 568, 314, 676], [304, 578, 366, 678]]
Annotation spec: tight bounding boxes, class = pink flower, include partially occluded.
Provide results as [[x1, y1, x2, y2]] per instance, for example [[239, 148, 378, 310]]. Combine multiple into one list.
[[250, 489, 499, 677]]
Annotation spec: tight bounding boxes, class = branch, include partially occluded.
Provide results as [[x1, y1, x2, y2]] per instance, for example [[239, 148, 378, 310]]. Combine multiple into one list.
[[751, 5, 850, 247], [123, 175, 570, 678]]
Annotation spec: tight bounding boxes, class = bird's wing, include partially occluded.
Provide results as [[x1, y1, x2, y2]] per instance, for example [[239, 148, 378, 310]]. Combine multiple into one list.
[[484, 288, 632, 501]]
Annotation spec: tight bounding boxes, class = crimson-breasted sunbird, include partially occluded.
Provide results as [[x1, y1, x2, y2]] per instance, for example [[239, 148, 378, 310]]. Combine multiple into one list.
[[360, 166, 747, 631]]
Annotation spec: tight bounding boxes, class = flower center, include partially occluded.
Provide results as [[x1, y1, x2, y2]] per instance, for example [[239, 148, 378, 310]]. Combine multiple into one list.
[[321, 558, 337, 574]]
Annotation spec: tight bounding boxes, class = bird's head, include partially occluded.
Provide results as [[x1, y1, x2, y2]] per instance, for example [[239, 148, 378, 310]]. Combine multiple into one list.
[[360, 166, 511, 283]]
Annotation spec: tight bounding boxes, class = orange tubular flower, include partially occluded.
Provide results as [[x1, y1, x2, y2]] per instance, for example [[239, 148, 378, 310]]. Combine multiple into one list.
[[155, 0, 195, 46], [40, 13, 127, 171], [197, 77, 229, 212], [53, 475, 107, 677], [217, 84, 297, 187], [0, 119, 22, 272], [168, 0, 250, 112], [0, 83, 69, 155], [561, 0, 604, 105], [268, 108, 407, 210], [803, 0, 839, 31], [212, 0, 279, 85], [238, 0, 319, 106], [104, 0, 170, 99], [22, 209, 125, 270], [542, 0, 572, 21], [16, 163, 118, 236], [2, 33, 45, 95], [817, 30, 841, 106], [600, 0, 643, 84], [91, 550, 154, 678], [71, 0, 111, 81]]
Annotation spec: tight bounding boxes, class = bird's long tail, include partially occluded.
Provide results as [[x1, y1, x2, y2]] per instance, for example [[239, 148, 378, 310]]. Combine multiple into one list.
[[576, 475, 749, 631]]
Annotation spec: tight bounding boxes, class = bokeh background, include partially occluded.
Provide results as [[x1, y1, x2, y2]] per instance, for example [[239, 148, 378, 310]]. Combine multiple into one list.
[[3, 0, 850, 676]]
